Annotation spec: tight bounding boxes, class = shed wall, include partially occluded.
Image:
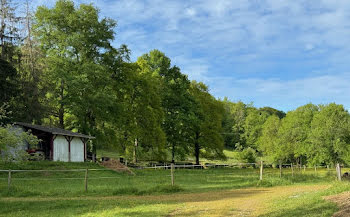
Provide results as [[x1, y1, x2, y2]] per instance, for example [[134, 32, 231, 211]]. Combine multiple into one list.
[[53, 135, 69, 162], [71, 137, 84, 162]]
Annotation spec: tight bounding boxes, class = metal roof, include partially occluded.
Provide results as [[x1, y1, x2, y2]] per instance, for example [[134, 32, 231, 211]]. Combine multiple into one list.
[[14, 122, 95, 139]]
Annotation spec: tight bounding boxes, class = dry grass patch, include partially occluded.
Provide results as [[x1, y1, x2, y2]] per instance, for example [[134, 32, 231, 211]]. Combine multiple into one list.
[[325, 191, 350, 217]]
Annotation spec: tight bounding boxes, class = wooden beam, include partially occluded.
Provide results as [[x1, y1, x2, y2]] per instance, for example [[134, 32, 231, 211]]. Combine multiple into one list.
[[50, 135, 57, 161], [80, 138, 89, 161], [65, 136, 73, 162]]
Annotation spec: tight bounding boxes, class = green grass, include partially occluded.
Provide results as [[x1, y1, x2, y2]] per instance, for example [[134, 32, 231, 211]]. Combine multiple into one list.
[[261, 182, 350, 217], [96, 149, 120, 159], [0, 161, 337, 197], [0, 161, 349, 217]]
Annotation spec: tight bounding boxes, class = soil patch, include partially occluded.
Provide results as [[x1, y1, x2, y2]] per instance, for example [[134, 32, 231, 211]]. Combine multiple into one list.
[[100, 159, 134, 175], [325, 191, 350, 217]]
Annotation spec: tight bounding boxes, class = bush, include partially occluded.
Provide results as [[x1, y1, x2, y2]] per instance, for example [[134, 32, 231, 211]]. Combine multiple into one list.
[[0, 125, 39, 162], [237, 147, 257, 164]]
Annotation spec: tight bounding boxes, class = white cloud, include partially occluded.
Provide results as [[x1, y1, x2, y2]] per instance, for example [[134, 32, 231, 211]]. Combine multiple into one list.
[[25, 0, 350, 110], [210, 73, 350, 111]]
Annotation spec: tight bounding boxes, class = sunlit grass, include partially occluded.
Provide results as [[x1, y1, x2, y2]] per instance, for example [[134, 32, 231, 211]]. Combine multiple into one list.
[[0, 162, 349, 217]]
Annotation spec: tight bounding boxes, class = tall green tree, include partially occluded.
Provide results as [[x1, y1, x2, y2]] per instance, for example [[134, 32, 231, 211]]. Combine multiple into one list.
[[242, 109, 268, 150], [277, 104, 319, 165], [258, 115, 282, 162], [221, 99, 247, 148], [33, 0, 123, 136], [308, 103, 350, 166], [190, 81, 225, 165], [137, 50, 196, 162], [117, 62, 166, 162]]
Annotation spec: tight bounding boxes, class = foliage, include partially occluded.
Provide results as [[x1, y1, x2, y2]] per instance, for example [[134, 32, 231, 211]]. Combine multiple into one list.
[[236, 147, 258, 163], [277, 104, 319, 164], [242, 108, 269, 150], [0, 125, 39, 162], [189, 81, 225, 164], [1, 0, 350, 167], [137, 50, 196, 162], [308, 103, 350, 165], [258, 115, 282, 162]]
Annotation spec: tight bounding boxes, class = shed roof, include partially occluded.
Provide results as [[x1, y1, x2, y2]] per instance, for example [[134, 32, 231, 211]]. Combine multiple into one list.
[[14, 122, 95, 139]]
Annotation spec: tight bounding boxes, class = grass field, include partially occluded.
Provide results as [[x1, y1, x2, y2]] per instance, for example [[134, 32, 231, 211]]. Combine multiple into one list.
[[0, 161, 349, 216]]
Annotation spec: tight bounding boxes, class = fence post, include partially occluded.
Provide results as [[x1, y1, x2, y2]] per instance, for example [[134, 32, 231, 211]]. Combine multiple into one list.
[[85, 168, 88, 192], [327, 165, 329, 171], [314, 165, 317, 174], [291, 163, 294, 177], [336, 163, 342, 181], [259, 161, 263, 181], [279, 162, 282, 178], [8, 169, 11, 191], [303, 165, 306, 172], [171, 163, 174, 186]]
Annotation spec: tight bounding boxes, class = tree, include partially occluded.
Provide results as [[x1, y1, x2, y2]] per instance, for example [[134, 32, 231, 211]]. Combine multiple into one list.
[[242, 108, 268, 150], [33, 0, 121, 134], [0, 58, 18, 103], [308, 103, 350, 166], [190, 81, 225, 165], [137, 50, 196, 162], [221, 99, 247, 149], [258, 115, 283, 163], [0, 0, 21, 61], [259, 107, 286, 119], [277, 104, 319, 165], [117, 62, 166, 162]]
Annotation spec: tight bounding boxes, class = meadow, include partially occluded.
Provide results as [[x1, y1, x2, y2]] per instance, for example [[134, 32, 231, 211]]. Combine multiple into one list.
[[0, 161, 349, 216]]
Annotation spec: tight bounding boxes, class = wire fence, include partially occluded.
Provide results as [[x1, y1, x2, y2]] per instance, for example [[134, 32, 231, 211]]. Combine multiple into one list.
[[0, 162, 343, 195]]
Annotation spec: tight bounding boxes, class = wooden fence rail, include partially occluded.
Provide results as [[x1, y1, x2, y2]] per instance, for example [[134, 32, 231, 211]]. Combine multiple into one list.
[[0, 163, 343, 192]]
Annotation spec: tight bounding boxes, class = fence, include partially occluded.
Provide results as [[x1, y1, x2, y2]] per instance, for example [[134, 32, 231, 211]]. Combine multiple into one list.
[[0, 162, 343, 195]]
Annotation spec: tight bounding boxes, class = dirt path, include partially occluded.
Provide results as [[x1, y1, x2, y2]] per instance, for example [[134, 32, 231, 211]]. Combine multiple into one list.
[[166, 185, 328, 217], [1, 185, 329, 217], [325, 191, 350, 217]]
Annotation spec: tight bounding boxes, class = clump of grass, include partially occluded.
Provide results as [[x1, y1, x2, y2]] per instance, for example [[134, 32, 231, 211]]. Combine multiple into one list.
[[150, 185, 183, 193], [112, 185, 183, 196]]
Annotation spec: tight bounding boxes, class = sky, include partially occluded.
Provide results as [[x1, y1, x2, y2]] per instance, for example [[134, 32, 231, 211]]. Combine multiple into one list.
[[28, 0, 350, 112]]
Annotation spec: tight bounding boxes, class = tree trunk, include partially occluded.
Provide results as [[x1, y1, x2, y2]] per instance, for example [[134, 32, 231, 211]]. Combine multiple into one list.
[[58, 79, 65, 128], [171, 143, 175, 163], [133, 138, 138, 163], [0, 0, 6, 59], [194, 132, 200, 165]]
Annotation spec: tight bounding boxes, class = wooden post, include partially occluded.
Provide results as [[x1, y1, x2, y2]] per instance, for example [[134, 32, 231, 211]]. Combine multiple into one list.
[[8, 169, 11, 191], [336, 163, 342, 181], [171, 163, 174, 186], [259, 161, 263, 181], [303, 165, 306, 172], [291, 163, 294, 177], [314, 165, 317, 174], [327, 165, 329, 171], [279, 162, 282, 178], [85, 168, 88, 192]]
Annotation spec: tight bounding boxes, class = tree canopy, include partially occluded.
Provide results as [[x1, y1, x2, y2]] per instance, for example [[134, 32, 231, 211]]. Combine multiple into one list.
[[1, 0, 350, 166]]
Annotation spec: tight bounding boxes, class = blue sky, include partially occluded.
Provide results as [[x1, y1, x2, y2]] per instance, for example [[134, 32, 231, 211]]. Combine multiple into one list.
[[30, 0, 350, 111]]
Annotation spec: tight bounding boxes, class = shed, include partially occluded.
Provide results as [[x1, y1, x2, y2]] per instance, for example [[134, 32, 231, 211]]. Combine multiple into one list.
[[14, 122, 94, 162]]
